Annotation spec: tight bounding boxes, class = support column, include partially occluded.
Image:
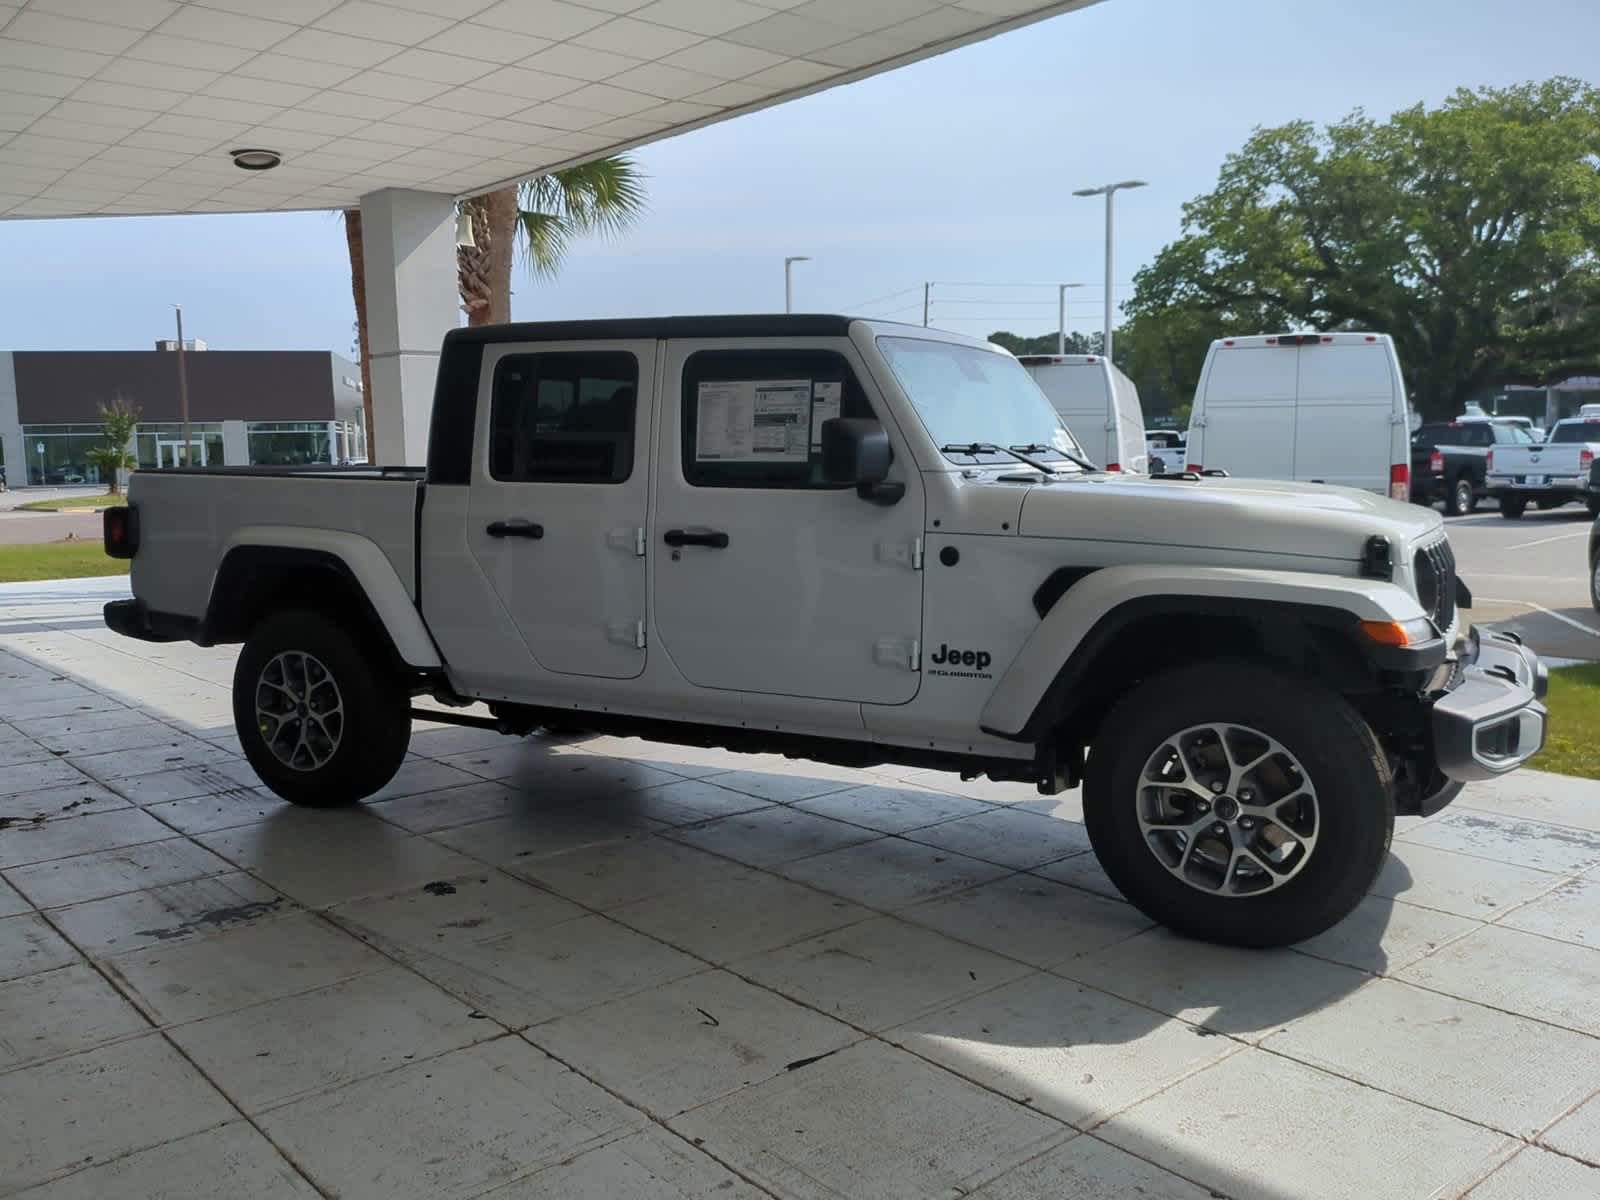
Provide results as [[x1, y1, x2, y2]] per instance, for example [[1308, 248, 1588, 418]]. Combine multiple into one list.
[[359, 188, 458, 466], [221, 420, 248, 466], [0, 352, 23, 486]]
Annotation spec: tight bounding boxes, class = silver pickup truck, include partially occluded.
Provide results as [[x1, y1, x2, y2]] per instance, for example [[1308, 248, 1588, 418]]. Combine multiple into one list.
[[101, 315, 1548, 947], [1486, 414, 1600, 518]]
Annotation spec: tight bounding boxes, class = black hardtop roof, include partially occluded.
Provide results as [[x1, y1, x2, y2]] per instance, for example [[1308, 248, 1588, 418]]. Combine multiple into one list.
[[442, 314, 860, 345]]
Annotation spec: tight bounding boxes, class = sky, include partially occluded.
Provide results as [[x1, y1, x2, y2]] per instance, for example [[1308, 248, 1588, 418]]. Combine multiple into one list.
[[0, 0, 1596, 355]]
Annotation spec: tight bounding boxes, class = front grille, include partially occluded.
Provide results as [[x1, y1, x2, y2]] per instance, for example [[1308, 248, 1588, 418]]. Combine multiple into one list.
[[1413, 537, 1456, 631]]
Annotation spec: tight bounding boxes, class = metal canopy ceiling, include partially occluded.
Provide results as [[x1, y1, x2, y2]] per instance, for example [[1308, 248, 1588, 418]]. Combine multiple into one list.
[[0, 0, 1098, 219]]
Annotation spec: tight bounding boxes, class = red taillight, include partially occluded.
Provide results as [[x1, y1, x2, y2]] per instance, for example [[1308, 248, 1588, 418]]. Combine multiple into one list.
[[1389, 463, 1409, 502], [1486, 449, 1494, 472], [1106, 462, 1121, 472], [103, 506, 137, 559], [1582, 449, 1595, 472], [1430, 451, 1444, 474]]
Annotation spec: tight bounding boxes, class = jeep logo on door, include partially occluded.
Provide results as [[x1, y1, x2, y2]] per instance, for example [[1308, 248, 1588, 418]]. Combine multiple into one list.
[[928, 643, 993, 679]]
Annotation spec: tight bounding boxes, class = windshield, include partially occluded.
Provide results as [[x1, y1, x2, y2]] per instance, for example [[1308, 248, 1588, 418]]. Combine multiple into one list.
[[876, 336, 1085, 462], [1550, 421, 1600, 444]]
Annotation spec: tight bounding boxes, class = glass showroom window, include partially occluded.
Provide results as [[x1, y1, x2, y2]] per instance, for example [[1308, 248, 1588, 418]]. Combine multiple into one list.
[[20, 424, 105, 485], [247, 421, 332, 466], [134, 422, 224, 469]]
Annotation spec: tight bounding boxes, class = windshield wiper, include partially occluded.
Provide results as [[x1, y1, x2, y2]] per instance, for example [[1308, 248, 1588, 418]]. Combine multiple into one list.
[[940, 442, 1091, 478], [1009, 443, 1100, 473]]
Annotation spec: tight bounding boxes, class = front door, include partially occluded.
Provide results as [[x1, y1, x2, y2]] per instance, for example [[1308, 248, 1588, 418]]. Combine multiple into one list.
[[157, 440, 204, 468], [467, 341, 655, 680], [652, 339, 925, 705]]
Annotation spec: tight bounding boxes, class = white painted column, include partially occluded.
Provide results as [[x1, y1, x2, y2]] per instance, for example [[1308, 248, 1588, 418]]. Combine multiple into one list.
[[221, 419, 248, 466], [0, 352, 23, 486], [359, 188, 458, 466]]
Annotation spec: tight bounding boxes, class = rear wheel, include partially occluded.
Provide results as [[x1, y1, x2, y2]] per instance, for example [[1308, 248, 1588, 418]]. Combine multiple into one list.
[[233, 609, 410, 806], [1591, 556, 1600, 614], [1500, 495, 1527, 519], [1083, 660, 1393, 948], [1444, 475, 1475, 517]]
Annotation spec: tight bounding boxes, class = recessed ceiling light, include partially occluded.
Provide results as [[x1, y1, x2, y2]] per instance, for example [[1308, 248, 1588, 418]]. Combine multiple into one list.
[[229, 148, 281, 171]]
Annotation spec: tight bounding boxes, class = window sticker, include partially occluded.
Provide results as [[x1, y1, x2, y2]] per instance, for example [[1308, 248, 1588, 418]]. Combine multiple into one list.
[[695, 379, 811, 461], [810, 380, 842, 450]]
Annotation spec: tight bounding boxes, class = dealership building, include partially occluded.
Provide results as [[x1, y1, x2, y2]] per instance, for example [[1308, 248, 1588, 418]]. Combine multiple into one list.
[[0, 345, 366, 486]]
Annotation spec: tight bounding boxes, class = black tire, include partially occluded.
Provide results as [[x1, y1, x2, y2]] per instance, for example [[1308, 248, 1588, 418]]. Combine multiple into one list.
[[1590, 553, 1600, 614], [1082, 660, 1393, 948], [233, 609, 410, 806], [1444, 475, 1475, 517], [1587, 498, 1600, 519], [1500, 495, 1527, 519]]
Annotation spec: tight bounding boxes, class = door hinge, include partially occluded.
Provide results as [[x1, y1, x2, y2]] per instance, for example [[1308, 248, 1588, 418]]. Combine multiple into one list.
[[877, 538, 923, 570], [606, 619, 647, 649], [874, 637, 920, 671]]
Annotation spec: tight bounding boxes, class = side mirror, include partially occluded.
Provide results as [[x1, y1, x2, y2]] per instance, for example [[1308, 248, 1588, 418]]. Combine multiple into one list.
[[821, 418, 904, 505]]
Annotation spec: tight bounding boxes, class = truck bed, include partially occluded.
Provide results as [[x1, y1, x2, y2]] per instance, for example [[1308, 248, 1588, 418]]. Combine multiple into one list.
[[125, 467, 424, 623]]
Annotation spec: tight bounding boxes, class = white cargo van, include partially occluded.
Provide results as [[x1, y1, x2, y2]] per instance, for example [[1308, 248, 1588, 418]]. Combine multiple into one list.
[[1184, 332, 1412, 499], [1018, 354, 1147, 473]]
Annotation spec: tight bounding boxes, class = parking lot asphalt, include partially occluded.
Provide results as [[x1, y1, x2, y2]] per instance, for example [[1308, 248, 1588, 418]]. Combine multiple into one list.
[[1440, 502, 1599, 662], [2, 576, 1599, 1199]]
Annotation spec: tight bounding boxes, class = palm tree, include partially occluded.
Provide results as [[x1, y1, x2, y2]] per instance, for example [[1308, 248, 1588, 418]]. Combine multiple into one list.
[[343, 157, 646, 451], [457, 158, 646, 326]]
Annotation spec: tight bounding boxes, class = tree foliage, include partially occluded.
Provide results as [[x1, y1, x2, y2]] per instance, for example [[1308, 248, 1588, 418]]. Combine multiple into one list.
[[457, 157, 646, 326], [1125, 78, 1600, 418], [87, 396, 140, 495]]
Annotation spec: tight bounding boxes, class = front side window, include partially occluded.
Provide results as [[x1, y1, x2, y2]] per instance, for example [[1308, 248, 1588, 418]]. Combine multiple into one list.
[[681, 349, 876, 488], [490, 351, 637, 483], [876, 336, 1086, 466]]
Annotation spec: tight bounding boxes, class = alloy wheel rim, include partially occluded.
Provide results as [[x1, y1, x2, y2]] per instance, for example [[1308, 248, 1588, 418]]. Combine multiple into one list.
[[1455, 480, 1471, 511], [1136, 722, 1319, 897], [255, 650, 344, 771]]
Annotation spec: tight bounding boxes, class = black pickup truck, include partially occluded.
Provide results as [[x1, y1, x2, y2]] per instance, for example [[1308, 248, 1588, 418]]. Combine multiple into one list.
[[1411, 420, 1535, 516]]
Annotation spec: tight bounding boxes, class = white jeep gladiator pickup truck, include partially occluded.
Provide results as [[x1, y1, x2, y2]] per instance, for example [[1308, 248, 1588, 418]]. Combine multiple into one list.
[[102, 316, 1548, 947]]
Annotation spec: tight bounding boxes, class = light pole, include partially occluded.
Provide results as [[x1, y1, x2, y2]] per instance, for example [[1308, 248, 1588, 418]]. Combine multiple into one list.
[[1072, 180, 1146, 361], [173, 304, 191, 467], [784, 255, 810, 313], [1057, 283, 1085, 354]]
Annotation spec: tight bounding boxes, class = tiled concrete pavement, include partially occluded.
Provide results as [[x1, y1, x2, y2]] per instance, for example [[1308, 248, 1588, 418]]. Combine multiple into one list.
[[1, 577, 1599, 1199]]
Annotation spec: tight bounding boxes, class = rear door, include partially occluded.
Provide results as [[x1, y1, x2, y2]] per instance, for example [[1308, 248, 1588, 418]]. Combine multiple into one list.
[[1055, 367, 1115, 467], [1292, 343, 1399, 491], [465, 340, 656, 680], [651, 339, 924, 705], [1194, 347, 1296, 478]]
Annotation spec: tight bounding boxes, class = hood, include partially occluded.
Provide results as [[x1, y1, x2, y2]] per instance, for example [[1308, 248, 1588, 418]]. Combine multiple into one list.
[[1014, 472, 1444, 559]]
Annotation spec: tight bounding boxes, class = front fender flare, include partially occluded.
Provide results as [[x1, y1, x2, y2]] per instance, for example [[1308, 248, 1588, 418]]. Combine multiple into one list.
[[979, 565, 1429, 740], [213, 526, 441, 669]]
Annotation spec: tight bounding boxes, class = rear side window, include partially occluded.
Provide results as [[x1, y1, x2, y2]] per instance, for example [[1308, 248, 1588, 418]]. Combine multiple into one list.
[[680, 348, 875, 488], [489, 351, 638, 483], [1550, 421, 1600, 444]]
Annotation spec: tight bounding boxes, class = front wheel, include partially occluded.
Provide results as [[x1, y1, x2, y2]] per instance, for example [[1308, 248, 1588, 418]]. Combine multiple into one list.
[[1500, 495, 1527, 519], [233, 609, 410, 806], [1083, 661, 1393, 948], [1444, 476, 1475, 517]]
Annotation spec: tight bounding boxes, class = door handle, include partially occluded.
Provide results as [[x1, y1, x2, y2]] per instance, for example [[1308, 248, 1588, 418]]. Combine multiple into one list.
[[486, 519, 544, 539], [663, 528, 729, 549]]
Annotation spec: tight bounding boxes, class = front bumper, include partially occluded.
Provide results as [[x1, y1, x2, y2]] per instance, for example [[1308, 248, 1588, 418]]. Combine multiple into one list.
[[1430, 629, 1548, 782]]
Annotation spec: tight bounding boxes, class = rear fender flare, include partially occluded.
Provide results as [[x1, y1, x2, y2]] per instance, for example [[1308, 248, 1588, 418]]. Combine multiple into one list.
[[979, 565, 1429, 740], [212, 526, 441, 669]]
